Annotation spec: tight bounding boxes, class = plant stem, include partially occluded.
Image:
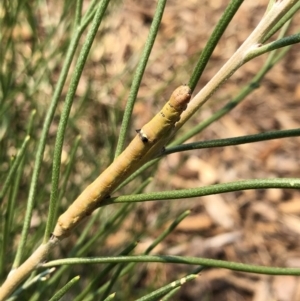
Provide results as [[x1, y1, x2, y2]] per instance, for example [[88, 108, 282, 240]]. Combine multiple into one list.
[[165, 128, 300, 155], [43, 254, 300, 276], [103, 178, 300, 205], [0, 239, 59, 301]]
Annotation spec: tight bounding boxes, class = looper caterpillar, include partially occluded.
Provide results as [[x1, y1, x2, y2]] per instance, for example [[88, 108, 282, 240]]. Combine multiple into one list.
[[53, 85, 192, 238]]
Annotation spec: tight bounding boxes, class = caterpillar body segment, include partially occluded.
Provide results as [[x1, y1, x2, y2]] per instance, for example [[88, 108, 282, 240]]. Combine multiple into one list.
[[53, 134, 150, 238], [53, 85, 191, 239]]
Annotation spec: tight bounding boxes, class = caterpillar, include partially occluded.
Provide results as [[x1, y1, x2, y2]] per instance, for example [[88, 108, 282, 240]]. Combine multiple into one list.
[[53, 85, 192, 239]]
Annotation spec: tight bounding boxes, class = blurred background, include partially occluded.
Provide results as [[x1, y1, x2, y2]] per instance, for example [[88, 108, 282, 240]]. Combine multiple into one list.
[[1, 0, 300, 300]]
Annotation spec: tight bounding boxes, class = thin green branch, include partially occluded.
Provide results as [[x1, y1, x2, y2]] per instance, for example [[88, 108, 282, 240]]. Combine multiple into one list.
[[81, 0, 99, 25], [49, 276, 80, 301], [160, 287, 181, 301], [54, 135, 81, 222], [44, 0, 111, 242], [145, 210, 190, 254], [135, 273, 198, 301], [103, 294, 116, 301], [1, 152, 28, 275], [26, 109, 36, 136], [100, 263, 125, 301], [262, 1, 300, 42], [43, 255, 300, 276], [114, 0, 167, 157], [75, 0, 83, 27], [115, 159, 159, 191], [103, 178, 300, 205], [0, 135, 30, 201], [246, 32, 300, 62], [165, 128, 300, 156], [189, 0, 244, 91]]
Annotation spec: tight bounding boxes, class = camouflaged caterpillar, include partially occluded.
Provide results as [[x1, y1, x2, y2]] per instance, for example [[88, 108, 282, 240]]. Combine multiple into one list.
[[53, 85, 192, 239]]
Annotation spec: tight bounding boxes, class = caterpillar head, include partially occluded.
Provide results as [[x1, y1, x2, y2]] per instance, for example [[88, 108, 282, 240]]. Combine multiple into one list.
[[169, 85, 192, 112]]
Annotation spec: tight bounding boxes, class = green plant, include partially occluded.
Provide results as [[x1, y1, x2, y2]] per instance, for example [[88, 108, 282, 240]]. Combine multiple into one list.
[[1, 0, 300, 300]]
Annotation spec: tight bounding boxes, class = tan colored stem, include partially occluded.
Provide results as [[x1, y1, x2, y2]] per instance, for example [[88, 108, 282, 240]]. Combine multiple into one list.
[[176, 0, 297, 131], [0, 238, 59, 301]]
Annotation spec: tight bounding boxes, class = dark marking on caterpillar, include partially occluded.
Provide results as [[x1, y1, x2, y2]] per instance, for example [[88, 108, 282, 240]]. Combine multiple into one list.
[[137, 129, 149, 143]]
